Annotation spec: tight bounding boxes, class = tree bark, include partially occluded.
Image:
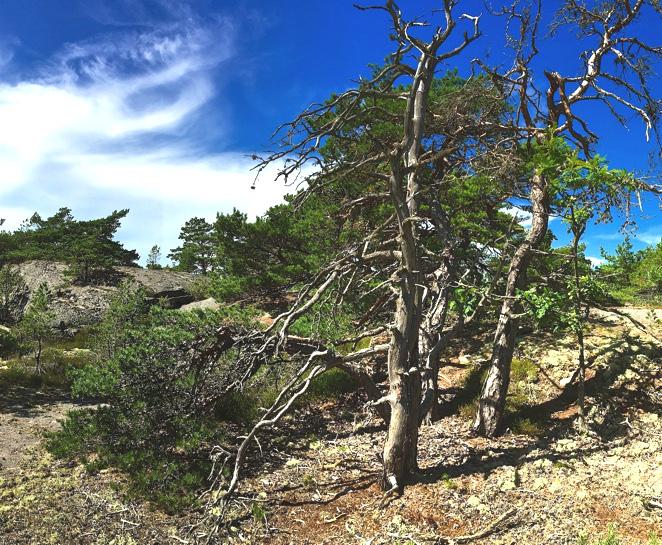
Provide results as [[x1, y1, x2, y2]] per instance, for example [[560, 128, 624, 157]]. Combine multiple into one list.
[[570, 207, 588, 432], [381, 50, 434, 491], [473, 172, 550, 437], [381, 162, 423, 492], [35, 338, 43, 375], [419, 258, 453, 423]]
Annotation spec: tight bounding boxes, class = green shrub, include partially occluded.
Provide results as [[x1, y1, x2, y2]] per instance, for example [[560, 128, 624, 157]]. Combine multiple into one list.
[[290, 300, 356, 342], [0, 326, 18, 357], [579, 529, 661, 545], [577, 526, 620, 545], [53, 327, 96, 350], [206, 273, 249, 301], [458, 400, 478, 421], [510, 416, 543, 436], [454, 362, 488, 422], [70, 358, 120, 399], [54, 302, 358, 512], [441, 472, 458, 490], [41, 346, 96, 373], [306, 368, 356, 400], [511, 357, 539, 383], [214, 389, 269, 424], [94, 280, 149, 361], [45, 408, 101, 458], [108, 447, 210, 513], [47, 408, 218, 513], [188, 274, 214, 301], [51, 306, 252, 511]]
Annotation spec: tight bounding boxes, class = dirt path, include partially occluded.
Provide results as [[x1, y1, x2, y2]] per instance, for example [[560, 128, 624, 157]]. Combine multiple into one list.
[[0, 386, 93, 471]]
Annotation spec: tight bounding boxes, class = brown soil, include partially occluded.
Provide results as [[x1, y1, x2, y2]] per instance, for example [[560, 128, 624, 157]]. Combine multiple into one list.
[[231, 307, 662, 545]]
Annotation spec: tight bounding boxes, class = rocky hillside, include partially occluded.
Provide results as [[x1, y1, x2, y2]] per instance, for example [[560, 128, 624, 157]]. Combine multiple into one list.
[[14, 260, 195, 331]]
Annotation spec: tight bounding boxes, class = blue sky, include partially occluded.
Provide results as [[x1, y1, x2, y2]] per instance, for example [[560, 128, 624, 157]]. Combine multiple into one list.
[[0, 0, 659, 266]]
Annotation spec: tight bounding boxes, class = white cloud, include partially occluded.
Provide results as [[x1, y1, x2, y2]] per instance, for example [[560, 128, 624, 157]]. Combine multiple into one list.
[[594, 228, 661, 246], [636, 228, 661, 246], [0, 206, 33, 230], [0, 16, 290, 263], [502, 205, 532, 228], [594, 232, 626, 241], [502, 205, 558, 230], [587, 255, 606, 268]]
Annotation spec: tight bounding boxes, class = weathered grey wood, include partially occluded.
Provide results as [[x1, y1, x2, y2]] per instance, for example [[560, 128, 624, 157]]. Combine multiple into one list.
[[473, 172, 550, 437]]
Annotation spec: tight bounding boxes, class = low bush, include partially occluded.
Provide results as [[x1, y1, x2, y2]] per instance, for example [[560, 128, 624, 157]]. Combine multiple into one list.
[[46, 408, 218, 513], [0, 326, 18, 357], [51, 296, 360, 511], [50, 304, 258, 510], [306, 368, 356, 400], [214, 367, 357, 424], [511, 357, 539, 383], [45, 408, 100, 459], [454, 358, 544, 435]]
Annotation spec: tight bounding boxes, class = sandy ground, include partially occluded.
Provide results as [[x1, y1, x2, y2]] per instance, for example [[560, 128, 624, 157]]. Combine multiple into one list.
[[0, 386, 94, 471], [0, 306, 659, 544]]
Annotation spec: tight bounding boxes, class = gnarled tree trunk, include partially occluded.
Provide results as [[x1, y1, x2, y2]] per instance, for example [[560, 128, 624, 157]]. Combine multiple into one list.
[[419, 256, 453, 423], [382, 279, 422, 491], [381, 108, 425, 488], [473, 172, 550, 437], [381, 50, 433, 491]]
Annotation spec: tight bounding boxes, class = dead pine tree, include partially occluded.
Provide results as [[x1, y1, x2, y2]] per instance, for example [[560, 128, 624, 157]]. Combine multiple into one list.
[[200, 3, 494, 526], [472, 0, 662, 437], [263, 0, 485, 496]]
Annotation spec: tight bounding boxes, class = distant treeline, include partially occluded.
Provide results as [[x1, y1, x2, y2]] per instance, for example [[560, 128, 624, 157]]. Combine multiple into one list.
[[0, 208, 138, 284], [167, 195, 339, 298], [2, 201, 658, 302], [598, 237, 662, 302]]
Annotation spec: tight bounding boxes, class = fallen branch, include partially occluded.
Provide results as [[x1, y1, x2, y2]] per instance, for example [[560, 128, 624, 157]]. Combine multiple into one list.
[[642, 496, 662, 512], [534, 361, 565, 391], [420, 508, 517, 544], [594, 304, 661, 343]]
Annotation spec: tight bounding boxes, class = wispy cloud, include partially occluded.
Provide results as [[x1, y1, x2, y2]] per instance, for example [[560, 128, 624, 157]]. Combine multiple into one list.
[[0, 37, 19, 73], [593, 232, 626, 241], [635, 228, 661, 246], [592, 227, 660, 246], [587, 255, 606, 267], [0, 12, 289, 262], [502, 205, 558, 229]]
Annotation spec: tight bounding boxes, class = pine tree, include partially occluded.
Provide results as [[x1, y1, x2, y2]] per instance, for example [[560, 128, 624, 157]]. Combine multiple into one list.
[[1, 208, 138, 283], [168, 218, 215, 273], [16, 283, 55, 374], [146, 245, 162, 270]]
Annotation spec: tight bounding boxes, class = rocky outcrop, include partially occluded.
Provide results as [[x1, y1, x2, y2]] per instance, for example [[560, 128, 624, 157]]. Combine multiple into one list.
[[13, 261, 195, 331], [119, 267, 194, 309], [180, 297, 221, 312]]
